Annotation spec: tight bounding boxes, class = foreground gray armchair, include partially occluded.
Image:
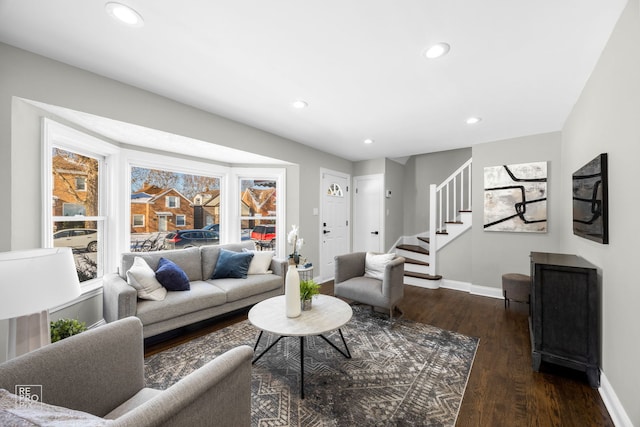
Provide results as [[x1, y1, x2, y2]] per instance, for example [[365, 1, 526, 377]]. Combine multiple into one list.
[[334, 252, 405, 319], [0, 317, 252, 426]]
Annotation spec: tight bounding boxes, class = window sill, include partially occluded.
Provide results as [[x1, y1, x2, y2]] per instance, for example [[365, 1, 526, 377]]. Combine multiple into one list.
[[50, 279, 103, 313]]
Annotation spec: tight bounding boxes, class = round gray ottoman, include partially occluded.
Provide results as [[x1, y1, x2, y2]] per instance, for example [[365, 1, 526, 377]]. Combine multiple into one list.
[[502, 273, 531, 309]]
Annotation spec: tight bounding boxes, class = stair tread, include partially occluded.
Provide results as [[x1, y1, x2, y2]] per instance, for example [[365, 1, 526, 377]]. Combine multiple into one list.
[[404, 257, 429, 266], [436, 231, 448, 235], [444, 221, 464, 224], [417, 236, 430, 244], [405, 271, 443, 280], [396, 244, 429, 255], [459, 210, 472, 213]]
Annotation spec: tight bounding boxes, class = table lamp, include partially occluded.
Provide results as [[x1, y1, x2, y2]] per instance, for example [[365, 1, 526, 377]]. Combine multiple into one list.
[[0, 247, 81, 359]]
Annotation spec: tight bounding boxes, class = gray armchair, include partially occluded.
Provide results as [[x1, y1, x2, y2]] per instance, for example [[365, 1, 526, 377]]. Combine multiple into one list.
[[334, 252, 405, 319], [0, 317, 253, 426]]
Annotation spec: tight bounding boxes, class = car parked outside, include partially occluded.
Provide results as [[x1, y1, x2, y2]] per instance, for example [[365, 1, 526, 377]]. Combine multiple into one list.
[[53, 228, 98, 252], [202, 224, 219, 232], [163, 230, 219, 249], [251, 225, 276, 248]]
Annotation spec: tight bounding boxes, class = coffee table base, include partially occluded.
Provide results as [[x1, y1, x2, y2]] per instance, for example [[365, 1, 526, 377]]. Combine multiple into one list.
[[252, 330, 351, 399]]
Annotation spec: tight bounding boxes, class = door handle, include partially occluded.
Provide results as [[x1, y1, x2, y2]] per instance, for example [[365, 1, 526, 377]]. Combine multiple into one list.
[[371, 231, 379, 235], [323, 230, 331, 234]]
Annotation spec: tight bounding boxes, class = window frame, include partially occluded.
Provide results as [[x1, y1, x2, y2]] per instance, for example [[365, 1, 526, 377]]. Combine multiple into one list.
[[124, 150, 228, 247], [165, 196, 180, 208], [132, 214, 145, 227], [43, 119, 120, 291], [75, 176, 87, 191], [176, 214, 186, 227], [233, 168, 286, 256]]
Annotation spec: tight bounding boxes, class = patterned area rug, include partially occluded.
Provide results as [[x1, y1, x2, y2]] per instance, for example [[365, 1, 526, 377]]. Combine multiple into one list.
[[145, 306, 479, 426]]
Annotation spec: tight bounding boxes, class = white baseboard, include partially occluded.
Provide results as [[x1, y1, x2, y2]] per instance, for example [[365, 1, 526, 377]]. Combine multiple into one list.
[[470, 283, 504, 299], [438, 280, 503, 300], [440, 279, 469, 292], [599, 371, 633, 427]]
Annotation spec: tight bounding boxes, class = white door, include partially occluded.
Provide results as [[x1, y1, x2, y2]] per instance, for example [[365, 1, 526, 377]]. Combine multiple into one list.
[[158, 216, 168, 232], [319, 169, 350, 281], [353, 174, 384, 253]]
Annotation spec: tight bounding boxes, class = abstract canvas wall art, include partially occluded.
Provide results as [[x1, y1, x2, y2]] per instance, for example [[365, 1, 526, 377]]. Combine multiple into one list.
[[572, 153, 608, 244], [484, 161, 548, 232]]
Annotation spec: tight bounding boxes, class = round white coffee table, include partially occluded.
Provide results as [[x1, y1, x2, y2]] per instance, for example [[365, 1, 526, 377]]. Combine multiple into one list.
[[248, 294, 353, 399]]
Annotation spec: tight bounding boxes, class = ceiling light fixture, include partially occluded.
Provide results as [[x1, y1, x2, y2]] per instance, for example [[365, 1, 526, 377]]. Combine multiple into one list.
[[105, 2, 144, 27], [466, 116, 482, 125], [364, 139, 374, 145], [424, 42, 450, 59], [291, 100, 308, 109]]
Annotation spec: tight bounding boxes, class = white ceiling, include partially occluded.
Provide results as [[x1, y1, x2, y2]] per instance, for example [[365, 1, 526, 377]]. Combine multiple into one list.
[[0, 0, 627, 162]]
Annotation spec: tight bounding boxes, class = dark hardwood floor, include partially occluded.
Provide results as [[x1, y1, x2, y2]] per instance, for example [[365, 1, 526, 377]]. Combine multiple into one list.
[[144, 283, 613, 427]]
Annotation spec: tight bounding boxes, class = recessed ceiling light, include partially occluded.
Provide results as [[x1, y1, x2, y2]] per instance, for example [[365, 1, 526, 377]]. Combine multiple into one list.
[[424, 42, 450, 59], [364, 139, 374, 144], [105, 2, 144, 27], [466, 116, 482, 125], [292, 100, 308, 109]]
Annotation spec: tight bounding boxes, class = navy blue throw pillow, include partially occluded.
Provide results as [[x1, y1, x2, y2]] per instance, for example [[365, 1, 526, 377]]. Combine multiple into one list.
[[212, 249, 254, 279], [155, 257, 190, 291]]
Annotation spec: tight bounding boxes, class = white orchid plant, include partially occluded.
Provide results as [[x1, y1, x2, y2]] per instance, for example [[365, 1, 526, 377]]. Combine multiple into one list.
[[287, 225, 304, 263]]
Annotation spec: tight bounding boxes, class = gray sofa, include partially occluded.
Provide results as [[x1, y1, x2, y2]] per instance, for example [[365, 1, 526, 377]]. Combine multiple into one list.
[[0, 317, 253, 426], [103, 241, 286, 338]]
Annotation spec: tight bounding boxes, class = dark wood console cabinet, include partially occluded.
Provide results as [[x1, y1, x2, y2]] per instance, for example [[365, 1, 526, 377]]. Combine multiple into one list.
[[529, 252, 600, 388]]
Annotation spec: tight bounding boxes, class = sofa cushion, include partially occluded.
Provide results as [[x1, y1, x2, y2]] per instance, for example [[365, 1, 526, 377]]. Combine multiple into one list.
[[364, 252, 395, 280], [212, 249, 254, 279], [135, 281, 227, 325], [126, 257, 167, 301], [0, 389, 110, 426], [120, 247, 202, 281], [155, 258, 190, 291], [207, 274, 283, 303], [243, 249, 274, 275]]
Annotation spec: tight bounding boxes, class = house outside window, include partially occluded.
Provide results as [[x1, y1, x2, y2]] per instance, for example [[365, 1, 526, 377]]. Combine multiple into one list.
[[132, 214, 144, 227], [130, 166, 221, 248]]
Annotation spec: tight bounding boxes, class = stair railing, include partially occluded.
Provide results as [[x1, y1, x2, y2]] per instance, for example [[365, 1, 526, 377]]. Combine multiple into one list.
[[428, 158, 472, 275]]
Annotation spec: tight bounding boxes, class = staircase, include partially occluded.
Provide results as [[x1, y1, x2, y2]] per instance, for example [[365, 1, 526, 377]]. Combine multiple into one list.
[[395, 159, 472, 289]]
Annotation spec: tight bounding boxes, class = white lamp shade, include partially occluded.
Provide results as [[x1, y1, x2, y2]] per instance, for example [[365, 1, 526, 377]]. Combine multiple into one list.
[[0, 247, 81, 319]]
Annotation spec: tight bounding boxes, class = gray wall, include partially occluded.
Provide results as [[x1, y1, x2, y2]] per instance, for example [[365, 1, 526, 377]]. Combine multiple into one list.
[[353, 158, 385, 176], [403, 147, 472, 236], [562, 0, 639, 423], [471, 132, 563, 288], [384, 159, 405, 251]]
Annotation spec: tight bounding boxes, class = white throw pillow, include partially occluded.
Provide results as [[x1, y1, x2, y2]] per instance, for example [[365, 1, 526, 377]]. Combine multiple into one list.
[[364, 252, 395, 280], [126, 257, 167, 301], [0, 388, 110, 426], [243, 249, 274, 275]]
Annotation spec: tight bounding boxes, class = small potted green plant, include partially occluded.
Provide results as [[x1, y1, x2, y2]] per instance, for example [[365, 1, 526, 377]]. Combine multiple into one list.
[[50, 318, 87, 343], [300, 279, 320, 311]]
